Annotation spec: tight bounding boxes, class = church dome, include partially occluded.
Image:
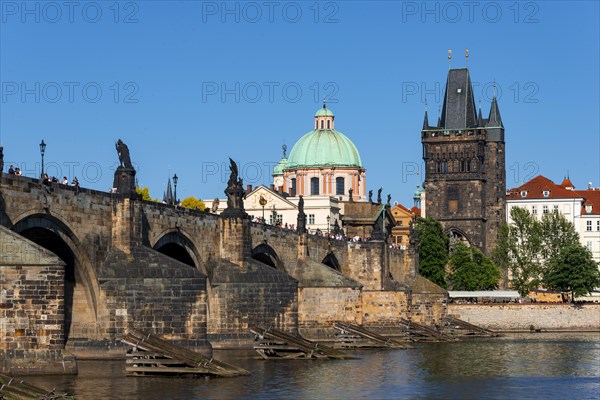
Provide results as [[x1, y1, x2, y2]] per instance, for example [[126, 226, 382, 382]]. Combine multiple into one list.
[[286, 105, 362, 169], [273, 157, 287, 175], [286, 127, 362, 169]]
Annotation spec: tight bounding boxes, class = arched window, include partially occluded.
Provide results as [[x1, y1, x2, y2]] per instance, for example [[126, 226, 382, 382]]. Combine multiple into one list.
[[336, 177, 344, 195], [311, 177, 319, 195], [320, 120, 324, 129], [327, 120, 331, 129]]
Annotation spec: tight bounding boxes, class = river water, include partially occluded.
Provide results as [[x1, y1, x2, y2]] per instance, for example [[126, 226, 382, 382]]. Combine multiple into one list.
[[27, 333, 600, 399]]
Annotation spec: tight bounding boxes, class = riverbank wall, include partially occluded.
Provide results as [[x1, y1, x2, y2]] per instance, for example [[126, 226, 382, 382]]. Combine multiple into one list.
[[448, 303, 600, 332]]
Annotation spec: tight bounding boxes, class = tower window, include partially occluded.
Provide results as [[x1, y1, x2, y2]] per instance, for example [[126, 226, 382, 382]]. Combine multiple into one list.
[[291, 178, 297, 197], [336, 177, 344, 195], [466, 160, 471, 172], [320, 120, 324, 129], [327, 120, 331, 129], [311, 177, 319, 195], [448, 186, 459, 214]]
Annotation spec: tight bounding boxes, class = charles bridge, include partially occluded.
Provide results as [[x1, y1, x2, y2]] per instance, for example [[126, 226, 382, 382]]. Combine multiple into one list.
[[0, 144, 446, 374]]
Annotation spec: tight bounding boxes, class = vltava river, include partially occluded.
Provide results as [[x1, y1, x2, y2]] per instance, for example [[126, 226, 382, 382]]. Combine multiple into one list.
[[27, 333, 600, 399]]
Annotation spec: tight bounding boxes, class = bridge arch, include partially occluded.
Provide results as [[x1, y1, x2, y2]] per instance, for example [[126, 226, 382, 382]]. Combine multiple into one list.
[[321, 252, 341, 271], [152, 230, 204, 274], [251, 243, 285, 271], [11, 213, 100, 341]]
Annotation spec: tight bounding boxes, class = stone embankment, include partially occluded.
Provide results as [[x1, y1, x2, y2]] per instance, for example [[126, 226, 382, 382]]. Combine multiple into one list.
[[448, 303, 600, 332]]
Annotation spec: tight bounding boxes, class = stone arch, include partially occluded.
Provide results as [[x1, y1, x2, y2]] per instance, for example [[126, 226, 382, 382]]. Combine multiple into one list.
[[321, 252, 340, 271], [152, 230, 204, 274], [11, 213, 100, 341], [445, 227, 472, 252], [251, 243, 285, 271]]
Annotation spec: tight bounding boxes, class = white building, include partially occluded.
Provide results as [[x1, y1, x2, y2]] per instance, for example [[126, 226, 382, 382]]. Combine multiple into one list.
[[205, 185, 342, 233], [506, 175, 600, 263]]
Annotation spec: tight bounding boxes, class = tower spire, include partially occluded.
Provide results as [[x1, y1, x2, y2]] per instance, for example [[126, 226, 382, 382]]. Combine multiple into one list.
[[465, 49, 469, 67], [423, 110, 429, 130], [448, 49, 452, 70], [486, 96, 503, 128]]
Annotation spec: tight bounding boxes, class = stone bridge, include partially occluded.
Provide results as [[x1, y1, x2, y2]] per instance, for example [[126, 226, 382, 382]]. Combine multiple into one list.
[[0, 172, 446, 374]]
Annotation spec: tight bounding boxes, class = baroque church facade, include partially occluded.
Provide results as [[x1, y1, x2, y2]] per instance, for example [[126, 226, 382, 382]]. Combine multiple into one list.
[[421, 67, 506, 255]]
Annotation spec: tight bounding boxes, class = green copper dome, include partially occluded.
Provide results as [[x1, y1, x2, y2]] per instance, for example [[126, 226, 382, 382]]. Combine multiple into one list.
[[286, 129, 362, 169], [273, 157, 287, 175], [315, 106, 334, 117]]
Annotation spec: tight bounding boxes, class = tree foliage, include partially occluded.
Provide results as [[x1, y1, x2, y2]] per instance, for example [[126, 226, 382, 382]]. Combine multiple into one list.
[[492, 207, 594, 296], [181, 196, 206, 211], [415, 217, 448, 288], [448, 243, 500, 291], [136, 186, 153, 201], [544, 244, 600, 297]]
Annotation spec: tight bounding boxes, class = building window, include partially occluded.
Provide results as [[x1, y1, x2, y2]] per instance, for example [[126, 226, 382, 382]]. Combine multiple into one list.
[[520, 191, 527, 198], [553, 205, 559, 212], [532, 205, 537, 215], [466, 160, 471, 172], [586, 241, 593, 251], [543, 205, 549, 214], [308, 214, 315, 224], [311, 177, 319, 195], [448, 186, 459, 214], [587, 221, 593, 231], [597, 221, 600, 231], [291, 178, 297, 197], [327, 120, 331, 129], [320, 120, 324, 129], [336, 177, 344, 195], [543, 190, 550, 198]]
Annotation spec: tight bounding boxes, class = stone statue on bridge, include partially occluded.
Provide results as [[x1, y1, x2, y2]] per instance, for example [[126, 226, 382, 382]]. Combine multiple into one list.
[[368, 190, 373, 203], [296, 195, 307, 234], [221, 158, 247, 218], [348, 188, 353, 202], [113, 139, 136, 196], [387, 194, 391, 206], [0, 146, 4, 173], [115, 139, 134, 169], [377, 188, 382, 204]]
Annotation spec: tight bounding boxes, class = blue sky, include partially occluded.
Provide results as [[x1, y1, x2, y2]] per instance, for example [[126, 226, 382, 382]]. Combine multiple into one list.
[[1, 0, 599, 204]]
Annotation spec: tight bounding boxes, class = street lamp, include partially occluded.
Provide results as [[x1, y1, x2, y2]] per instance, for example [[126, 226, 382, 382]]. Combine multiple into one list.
[[259, 195, 267, 223], [172, 174, 178, 204], [327, 215, 331, 236], [39, 140, 46, 179]]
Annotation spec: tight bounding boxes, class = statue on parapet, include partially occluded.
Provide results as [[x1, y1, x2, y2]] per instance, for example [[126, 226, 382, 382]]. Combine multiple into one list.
[[377, 188, 382, 204], [115, 139, 133, 169], [112, 139, 136, 196], [221, 158, 247, 218], [0, 146, 4, 173], [296, 195, 307, 234], [368, 190, 373, 203], [348, 188, 353, 202], [387, 194, 391, 206]]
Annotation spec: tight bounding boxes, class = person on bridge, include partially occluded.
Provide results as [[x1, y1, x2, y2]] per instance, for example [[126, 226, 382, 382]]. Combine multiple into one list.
[[8, 165, 15, 174]]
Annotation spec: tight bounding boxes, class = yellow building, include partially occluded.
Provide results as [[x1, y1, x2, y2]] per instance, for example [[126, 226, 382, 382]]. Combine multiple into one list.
[[390, 203, 420, 249]]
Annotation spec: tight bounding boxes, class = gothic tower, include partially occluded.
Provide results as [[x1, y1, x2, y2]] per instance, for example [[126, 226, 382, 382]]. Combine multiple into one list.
[[421, 67, 506, 254]]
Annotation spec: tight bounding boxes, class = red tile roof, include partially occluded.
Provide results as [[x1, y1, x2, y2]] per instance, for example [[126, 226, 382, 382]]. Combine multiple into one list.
[[575, 189, 600, 215], [560, 177, 575, 189], [507, 175, 584, 200], [410, 206, 422, 216]]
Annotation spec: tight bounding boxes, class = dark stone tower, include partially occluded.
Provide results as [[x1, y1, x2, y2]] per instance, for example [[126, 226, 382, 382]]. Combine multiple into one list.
[[421, 68, 506, 254]]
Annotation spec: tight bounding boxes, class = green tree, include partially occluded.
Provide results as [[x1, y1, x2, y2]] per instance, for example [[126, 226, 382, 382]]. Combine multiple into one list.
[[491, 224, 511, 289], [181, 196, 206, 211], [136, 186, 152, 201], [415, 217, 449, 288], [539, 211, 580, 261], [448, 243, 500, 290], [502, 207, 543, 296], [544, 244, 600, 297]]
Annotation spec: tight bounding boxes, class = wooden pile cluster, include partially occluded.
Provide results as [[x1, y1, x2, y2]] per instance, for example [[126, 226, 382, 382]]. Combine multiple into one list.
[[120, 330, 249, 377], [250, 326, 355, 360], [443, 316, 499, 337], [333, 323, 411, 349], [0, 373, 70, 400], [398, 318, 454, 342]]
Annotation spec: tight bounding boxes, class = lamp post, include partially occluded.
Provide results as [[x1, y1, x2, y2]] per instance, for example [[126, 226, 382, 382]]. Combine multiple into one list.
[[272, 205, 277, 226], [172, 174, 178, 205], [39, 140, 46, 179], [259, 196, 267, 223], [327, 215, 330, 236]]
